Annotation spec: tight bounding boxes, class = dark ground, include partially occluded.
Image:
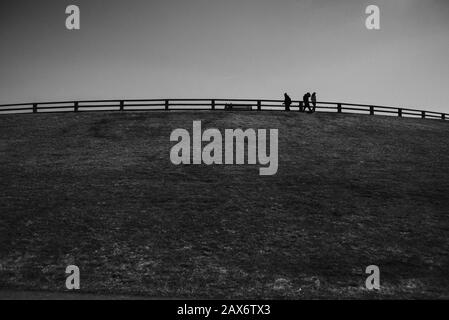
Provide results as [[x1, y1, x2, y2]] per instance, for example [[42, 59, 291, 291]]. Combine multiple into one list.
[[0, 111, 448, 299]]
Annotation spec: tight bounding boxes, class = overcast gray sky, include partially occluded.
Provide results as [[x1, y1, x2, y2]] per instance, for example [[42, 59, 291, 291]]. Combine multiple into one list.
[[1, 0, 448, 112]]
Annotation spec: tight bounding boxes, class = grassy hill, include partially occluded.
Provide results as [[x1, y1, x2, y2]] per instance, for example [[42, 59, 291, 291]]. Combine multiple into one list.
[[0, 111, 448, 299]]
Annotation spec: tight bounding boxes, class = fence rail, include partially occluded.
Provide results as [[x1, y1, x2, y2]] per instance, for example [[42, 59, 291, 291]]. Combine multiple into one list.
[[0, 99, 447, 121]]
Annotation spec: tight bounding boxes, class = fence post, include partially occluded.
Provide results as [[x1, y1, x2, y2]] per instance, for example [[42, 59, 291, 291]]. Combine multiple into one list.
[[33, 103, 37, 113], [398, 108, 402, 117], [74, 101, 79, 112], [165, 100, 169, 111], [120, 100, 124, 111], [337, 103, 342, 113], [421, 111, 426, 119], [211, 99, 215, 110], [257, 100, 261, 111], [442, 114, 446, 120], [370, 106, 374, 115]]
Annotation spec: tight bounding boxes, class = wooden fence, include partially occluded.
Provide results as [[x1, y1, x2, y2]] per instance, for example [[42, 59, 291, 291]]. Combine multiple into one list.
[[0, 99, 447, 121]]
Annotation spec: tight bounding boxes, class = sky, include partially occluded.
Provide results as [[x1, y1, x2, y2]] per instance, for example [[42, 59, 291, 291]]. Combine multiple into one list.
[[1, 0, 449, 112]]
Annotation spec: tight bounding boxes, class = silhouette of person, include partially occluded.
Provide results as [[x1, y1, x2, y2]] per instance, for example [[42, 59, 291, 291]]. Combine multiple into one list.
[[284, 93, 292, 111], [303, 92, 311, 112], [311, 92, 317, 112]]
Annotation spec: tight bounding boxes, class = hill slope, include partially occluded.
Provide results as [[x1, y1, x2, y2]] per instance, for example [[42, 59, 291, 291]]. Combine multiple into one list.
[[1, 111, 448, 298]]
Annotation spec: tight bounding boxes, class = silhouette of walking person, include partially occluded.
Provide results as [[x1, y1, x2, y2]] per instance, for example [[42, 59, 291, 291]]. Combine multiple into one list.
[[283, 93, 292, 111], [303, 92, 311, 113], [311, 92, 317, 112]]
